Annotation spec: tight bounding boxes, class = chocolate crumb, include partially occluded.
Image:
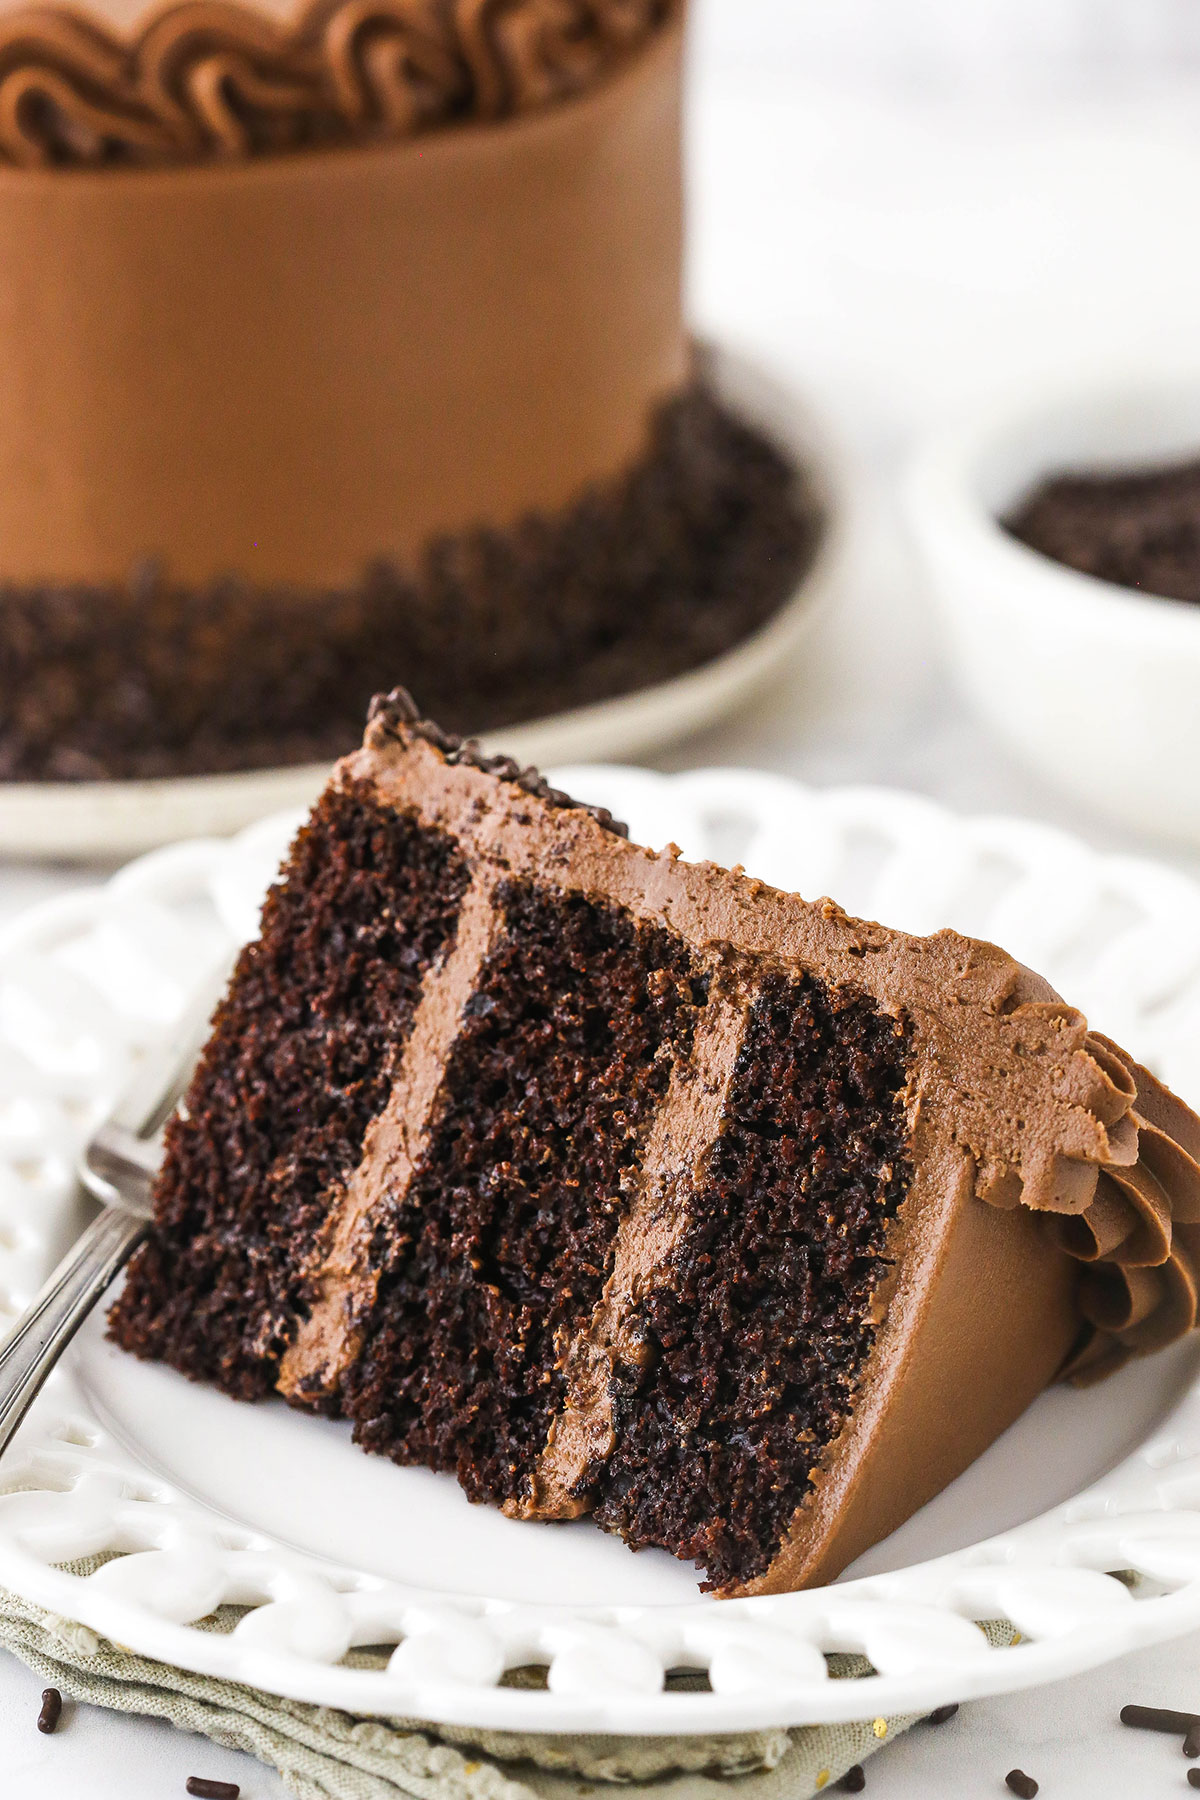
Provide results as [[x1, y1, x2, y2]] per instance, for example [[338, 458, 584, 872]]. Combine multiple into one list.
[[1188, 1770, 1200, 1790], [36, 1688, 62, 1734], [1120, 1705, 1200, 1735], [185, 1780, 240, 1798], [1185, 1723, 1200, 1759], [1005, 1773, 1038, 1799], [838, 1765, 866, 1792], [926, 1704, 959, 1725]]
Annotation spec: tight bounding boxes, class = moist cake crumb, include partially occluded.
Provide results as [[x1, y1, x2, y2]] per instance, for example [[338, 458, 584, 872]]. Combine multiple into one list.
[[108, 780, 470, 1397], [589, 970, 912, 1591]]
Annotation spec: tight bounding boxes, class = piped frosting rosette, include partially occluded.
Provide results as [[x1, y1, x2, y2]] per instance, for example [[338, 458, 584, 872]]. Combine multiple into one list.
[[0, 0, 674, 166], [973, 1009, 1200, 1382], [1057, 1036, 1200, 1380]]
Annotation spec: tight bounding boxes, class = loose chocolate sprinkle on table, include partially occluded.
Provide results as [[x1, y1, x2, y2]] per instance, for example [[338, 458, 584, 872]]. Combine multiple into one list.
[[838, 1765, 867, 1792], [185, 1781, 240, 1798], [36, 1688, 62, 1734], [926, 1704, 959, 1725], [1005, 1772, 1038, 1799], [1188, 1769, 1200, 1790], [1186, 1722, 1200, 1759], [1120, 1705, 1200, 1735]]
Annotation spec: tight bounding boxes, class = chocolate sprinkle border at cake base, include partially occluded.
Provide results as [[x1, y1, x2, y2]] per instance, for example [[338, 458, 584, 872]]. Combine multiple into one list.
[[1004, 454, 1200, 606], [0, 383, 820, 784]]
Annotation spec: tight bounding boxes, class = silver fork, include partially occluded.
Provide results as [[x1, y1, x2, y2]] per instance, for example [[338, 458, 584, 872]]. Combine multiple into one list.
[[0, 965, 229, 1461]]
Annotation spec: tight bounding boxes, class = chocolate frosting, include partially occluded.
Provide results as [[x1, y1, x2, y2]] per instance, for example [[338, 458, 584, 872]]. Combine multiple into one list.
[[367, 686, 630, 835], [945, 1013, 1200, 1381], [0, 0, 674, 165], [1052, 1035, 1200, 1380], [276, 705, 1200, 1591]]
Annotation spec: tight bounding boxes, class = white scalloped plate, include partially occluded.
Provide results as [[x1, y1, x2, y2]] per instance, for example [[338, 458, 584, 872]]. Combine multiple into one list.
[[0, 344, 850, 862], [1, 768, 1200, 1734]]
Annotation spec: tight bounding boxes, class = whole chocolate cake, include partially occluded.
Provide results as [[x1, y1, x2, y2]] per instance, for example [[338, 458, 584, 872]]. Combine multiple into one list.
[[0, 0, 817, 782], [109, 693, 1200, 1594]]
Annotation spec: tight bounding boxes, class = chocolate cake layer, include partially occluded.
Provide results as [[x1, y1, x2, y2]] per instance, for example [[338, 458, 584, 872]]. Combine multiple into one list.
[[108, 777, 469, 1396], [110, 693, 1200, 1593], [0, 384, 817, 783], [588, 971, 913, 1592], [343, 880, 704, 1504]]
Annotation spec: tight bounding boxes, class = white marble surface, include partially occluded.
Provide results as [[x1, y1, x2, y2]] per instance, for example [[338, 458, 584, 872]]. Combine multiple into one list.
[[7, 4, 1200, 1791]]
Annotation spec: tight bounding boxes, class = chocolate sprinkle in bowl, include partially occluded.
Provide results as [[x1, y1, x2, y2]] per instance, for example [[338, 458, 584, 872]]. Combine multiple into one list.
[[905, 376, 1200, 846]]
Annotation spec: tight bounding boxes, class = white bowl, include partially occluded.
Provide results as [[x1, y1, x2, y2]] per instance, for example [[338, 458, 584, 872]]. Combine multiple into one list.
[[904, 379, 1200, 845]]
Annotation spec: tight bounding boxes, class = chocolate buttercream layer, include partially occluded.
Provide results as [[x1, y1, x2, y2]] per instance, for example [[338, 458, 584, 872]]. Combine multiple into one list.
[[0, 382, 817, 782], [511, 986, 748, 1524], [0, 0, 675, 168], [0, 15, 684, 589], [110, 696, 1200, 1593]]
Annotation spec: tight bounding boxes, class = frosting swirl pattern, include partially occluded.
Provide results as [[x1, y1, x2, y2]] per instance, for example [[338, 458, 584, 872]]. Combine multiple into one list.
[[969, 1011, 1200, 1381], [0, 0, 674, 166], [1051, 1034, 1200, 1379]]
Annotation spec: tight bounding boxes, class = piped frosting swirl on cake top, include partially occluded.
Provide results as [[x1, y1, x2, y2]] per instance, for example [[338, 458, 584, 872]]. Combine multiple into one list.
[[0, 0, 675, 166]]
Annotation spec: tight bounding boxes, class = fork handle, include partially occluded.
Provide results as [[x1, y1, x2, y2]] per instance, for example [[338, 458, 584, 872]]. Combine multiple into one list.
[[0, 1208, 148, 1461]]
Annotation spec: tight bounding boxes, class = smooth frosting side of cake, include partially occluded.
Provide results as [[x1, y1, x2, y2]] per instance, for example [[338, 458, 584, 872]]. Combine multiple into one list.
[[109, 693, 1200, 1594], [0, 0, 673, 166], [0, 13, 684, 586]]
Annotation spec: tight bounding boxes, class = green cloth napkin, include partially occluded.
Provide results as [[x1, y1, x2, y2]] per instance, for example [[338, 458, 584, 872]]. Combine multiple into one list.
[[0, 1583, 1017, 1799]]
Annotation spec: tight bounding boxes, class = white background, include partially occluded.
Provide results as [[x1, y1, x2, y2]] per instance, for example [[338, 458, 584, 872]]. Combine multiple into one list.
[[7, 0, 1200, 1790]]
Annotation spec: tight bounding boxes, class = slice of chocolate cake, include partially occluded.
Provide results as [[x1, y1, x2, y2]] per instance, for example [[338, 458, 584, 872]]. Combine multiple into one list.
[[109, 692, 1200, 1595]]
